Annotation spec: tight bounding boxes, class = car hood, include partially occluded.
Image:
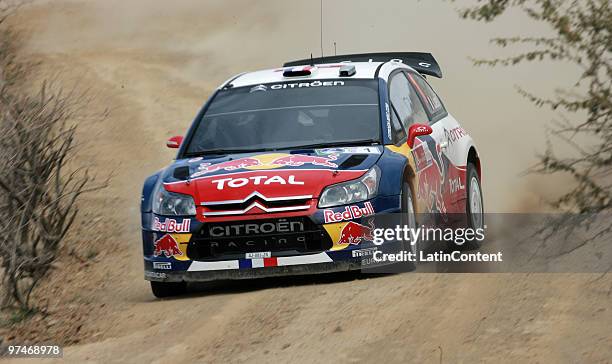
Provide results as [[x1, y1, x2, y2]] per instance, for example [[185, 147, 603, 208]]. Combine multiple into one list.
[[162, 146, 382, 219]]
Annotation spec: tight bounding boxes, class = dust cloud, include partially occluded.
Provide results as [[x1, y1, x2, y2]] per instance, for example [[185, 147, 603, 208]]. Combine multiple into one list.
[[16, 0, 577, 210]]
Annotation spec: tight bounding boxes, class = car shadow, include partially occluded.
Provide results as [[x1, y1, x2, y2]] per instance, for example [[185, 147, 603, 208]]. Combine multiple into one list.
[[159, 270, 392, 301], [148, 239, 502, 301]]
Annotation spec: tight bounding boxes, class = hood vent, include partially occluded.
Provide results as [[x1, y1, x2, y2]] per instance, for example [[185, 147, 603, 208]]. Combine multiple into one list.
[[173, 166, 190, 180], [338, 154, 368, 169]]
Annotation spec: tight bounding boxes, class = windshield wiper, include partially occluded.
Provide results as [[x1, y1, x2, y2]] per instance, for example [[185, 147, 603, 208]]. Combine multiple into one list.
[[184, 148, 277, 157], [286, 139, 381, 150], [185, 139, 381, 157]]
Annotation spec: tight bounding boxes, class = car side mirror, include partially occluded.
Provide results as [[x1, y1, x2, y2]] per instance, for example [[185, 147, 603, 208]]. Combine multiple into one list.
[[166, 136, 183, 149], [407, 124, 432, 148]]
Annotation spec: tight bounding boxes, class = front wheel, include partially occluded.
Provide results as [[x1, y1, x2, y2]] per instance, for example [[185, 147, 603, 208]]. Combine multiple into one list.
[[400, 181, 419, 270], [150, 281, 187, 298], [461, 163, 484, 250]]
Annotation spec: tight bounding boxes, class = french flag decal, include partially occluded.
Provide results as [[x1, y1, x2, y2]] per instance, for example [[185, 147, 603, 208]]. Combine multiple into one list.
[[264, 257, 278, 267], [187, 253, 332, 272], [239, 258, 278, 269], [238, 259, 252, 269]]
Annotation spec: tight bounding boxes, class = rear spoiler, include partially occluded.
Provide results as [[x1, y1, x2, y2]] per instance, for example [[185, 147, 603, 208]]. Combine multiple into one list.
[[283, 52, 442, 78]]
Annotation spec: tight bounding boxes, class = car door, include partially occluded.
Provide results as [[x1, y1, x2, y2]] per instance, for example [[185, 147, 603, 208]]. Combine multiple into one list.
[[388, 71, 445, 215], [406, 72, 467, 215]]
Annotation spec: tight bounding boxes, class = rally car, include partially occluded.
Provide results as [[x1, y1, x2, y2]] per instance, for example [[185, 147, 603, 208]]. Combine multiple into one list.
[[141, 52, 484, 297]]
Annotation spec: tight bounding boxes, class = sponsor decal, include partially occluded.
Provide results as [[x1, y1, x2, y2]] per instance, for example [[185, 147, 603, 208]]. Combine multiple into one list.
[[338, 220, 375, 246], [411, 141, 432, 173], [170, 234, 192, 261], [153, 262, 172, 270], [316, 147, 380, 155], [211, 175, 304, 190], [245, 251, 272, 259], [153, 234, 183, 258], [209, 220, 305, 237], [193, 157, 263, 177], [206, 219, 308, 252], [152, 217, 191, 233], [271, 154, 337, 168], [145, 271, 167, 279], [352, 247, 378, 258], [444, 127, 467, 145], [413, 138, 448, 215], [385, 102, 392, 139], [269, 80, 344, 89], [449, 176, 465, 194], [413, 125, 430, 134], [190, 153, 338, 178], [210, 237, 305, 250], [323, 202, 375, 223]]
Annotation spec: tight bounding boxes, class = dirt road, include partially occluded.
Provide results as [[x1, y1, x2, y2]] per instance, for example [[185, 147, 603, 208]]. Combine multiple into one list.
[[7, 1, 611, 362], [20, 274, 611, 363]]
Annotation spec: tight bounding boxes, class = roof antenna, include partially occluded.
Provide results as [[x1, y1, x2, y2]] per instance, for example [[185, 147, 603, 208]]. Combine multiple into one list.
[[334, 42, 337, 56], [310, 53, 314, 66], [320, 0, 323, 58]]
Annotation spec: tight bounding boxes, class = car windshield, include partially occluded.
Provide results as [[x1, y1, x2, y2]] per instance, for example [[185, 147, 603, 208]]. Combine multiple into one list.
[[184, 79, 380, 155]]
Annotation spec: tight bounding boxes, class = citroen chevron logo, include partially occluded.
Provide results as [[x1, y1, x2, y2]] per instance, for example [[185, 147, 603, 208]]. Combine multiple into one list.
[[250, 84, 268, 93]]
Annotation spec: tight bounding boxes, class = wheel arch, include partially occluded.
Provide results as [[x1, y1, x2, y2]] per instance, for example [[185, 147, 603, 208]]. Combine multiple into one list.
[[467, 146, 481, 182], [141, 171, 163, 213], [402, 162, 419, 213]]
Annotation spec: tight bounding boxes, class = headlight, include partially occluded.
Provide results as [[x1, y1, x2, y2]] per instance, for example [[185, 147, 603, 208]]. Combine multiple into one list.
[[318, 167, 379, 208], [152, 183, 196, 216]]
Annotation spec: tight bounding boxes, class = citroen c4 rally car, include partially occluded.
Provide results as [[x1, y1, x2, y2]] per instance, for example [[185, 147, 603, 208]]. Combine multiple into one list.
[[141, 52, 484, 297]]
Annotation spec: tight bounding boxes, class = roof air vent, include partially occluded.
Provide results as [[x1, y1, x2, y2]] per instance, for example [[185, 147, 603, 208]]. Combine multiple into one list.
[[283, 66, 315, 77], [339, 65, 356, 77]]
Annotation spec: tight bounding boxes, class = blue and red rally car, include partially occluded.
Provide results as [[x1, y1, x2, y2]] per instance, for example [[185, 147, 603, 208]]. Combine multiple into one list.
[[141, 53, 483, 297]]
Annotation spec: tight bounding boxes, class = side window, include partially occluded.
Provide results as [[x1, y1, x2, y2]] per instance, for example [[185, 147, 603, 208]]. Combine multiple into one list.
[[390, 107, 406, 142], [407, 72, 446, 119], [389, 72, 429, 138]]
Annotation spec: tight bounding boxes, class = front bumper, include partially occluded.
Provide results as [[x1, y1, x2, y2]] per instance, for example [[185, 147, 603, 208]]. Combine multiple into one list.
[[142, 195, 402, 282], [146, 259, 361, 282], [145, 241, 404, 282]]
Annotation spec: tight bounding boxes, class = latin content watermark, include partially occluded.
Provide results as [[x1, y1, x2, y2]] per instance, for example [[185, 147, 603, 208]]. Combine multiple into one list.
[[368, 224, 502, 264], [358, 213, 612, 272], [372, 250, 502, 263]]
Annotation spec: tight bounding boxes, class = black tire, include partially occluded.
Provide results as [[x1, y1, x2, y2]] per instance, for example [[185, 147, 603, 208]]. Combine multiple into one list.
[[150, 281, 187, 298], [400, 181, 418, 271], [461, 163, 484, 250]]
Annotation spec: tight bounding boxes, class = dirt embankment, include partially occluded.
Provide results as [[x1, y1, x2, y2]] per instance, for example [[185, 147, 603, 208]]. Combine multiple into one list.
[[2, 1, 610, 363]]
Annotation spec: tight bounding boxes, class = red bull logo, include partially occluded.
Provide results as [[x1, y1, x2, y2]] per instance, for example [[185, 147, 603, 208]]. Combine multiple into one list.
[[323, 202, 375, 223], [271, 154, 338, 168], [152, 217, 191, 233], [338, 220, 375, 245], [153, 234, 183, 258], [189, 154, 339, 178], [417, 167, 447, 214], [192, 157, 262, 177], [413, 139, 448, 214]]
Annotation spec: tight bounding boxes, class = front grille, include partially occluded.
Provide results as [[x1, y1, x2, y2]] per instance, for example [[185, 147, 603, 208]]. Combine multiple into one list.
[[201, 193, 313, 217], [188, 217, 332, 260], [204, 197, 312, 211]]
